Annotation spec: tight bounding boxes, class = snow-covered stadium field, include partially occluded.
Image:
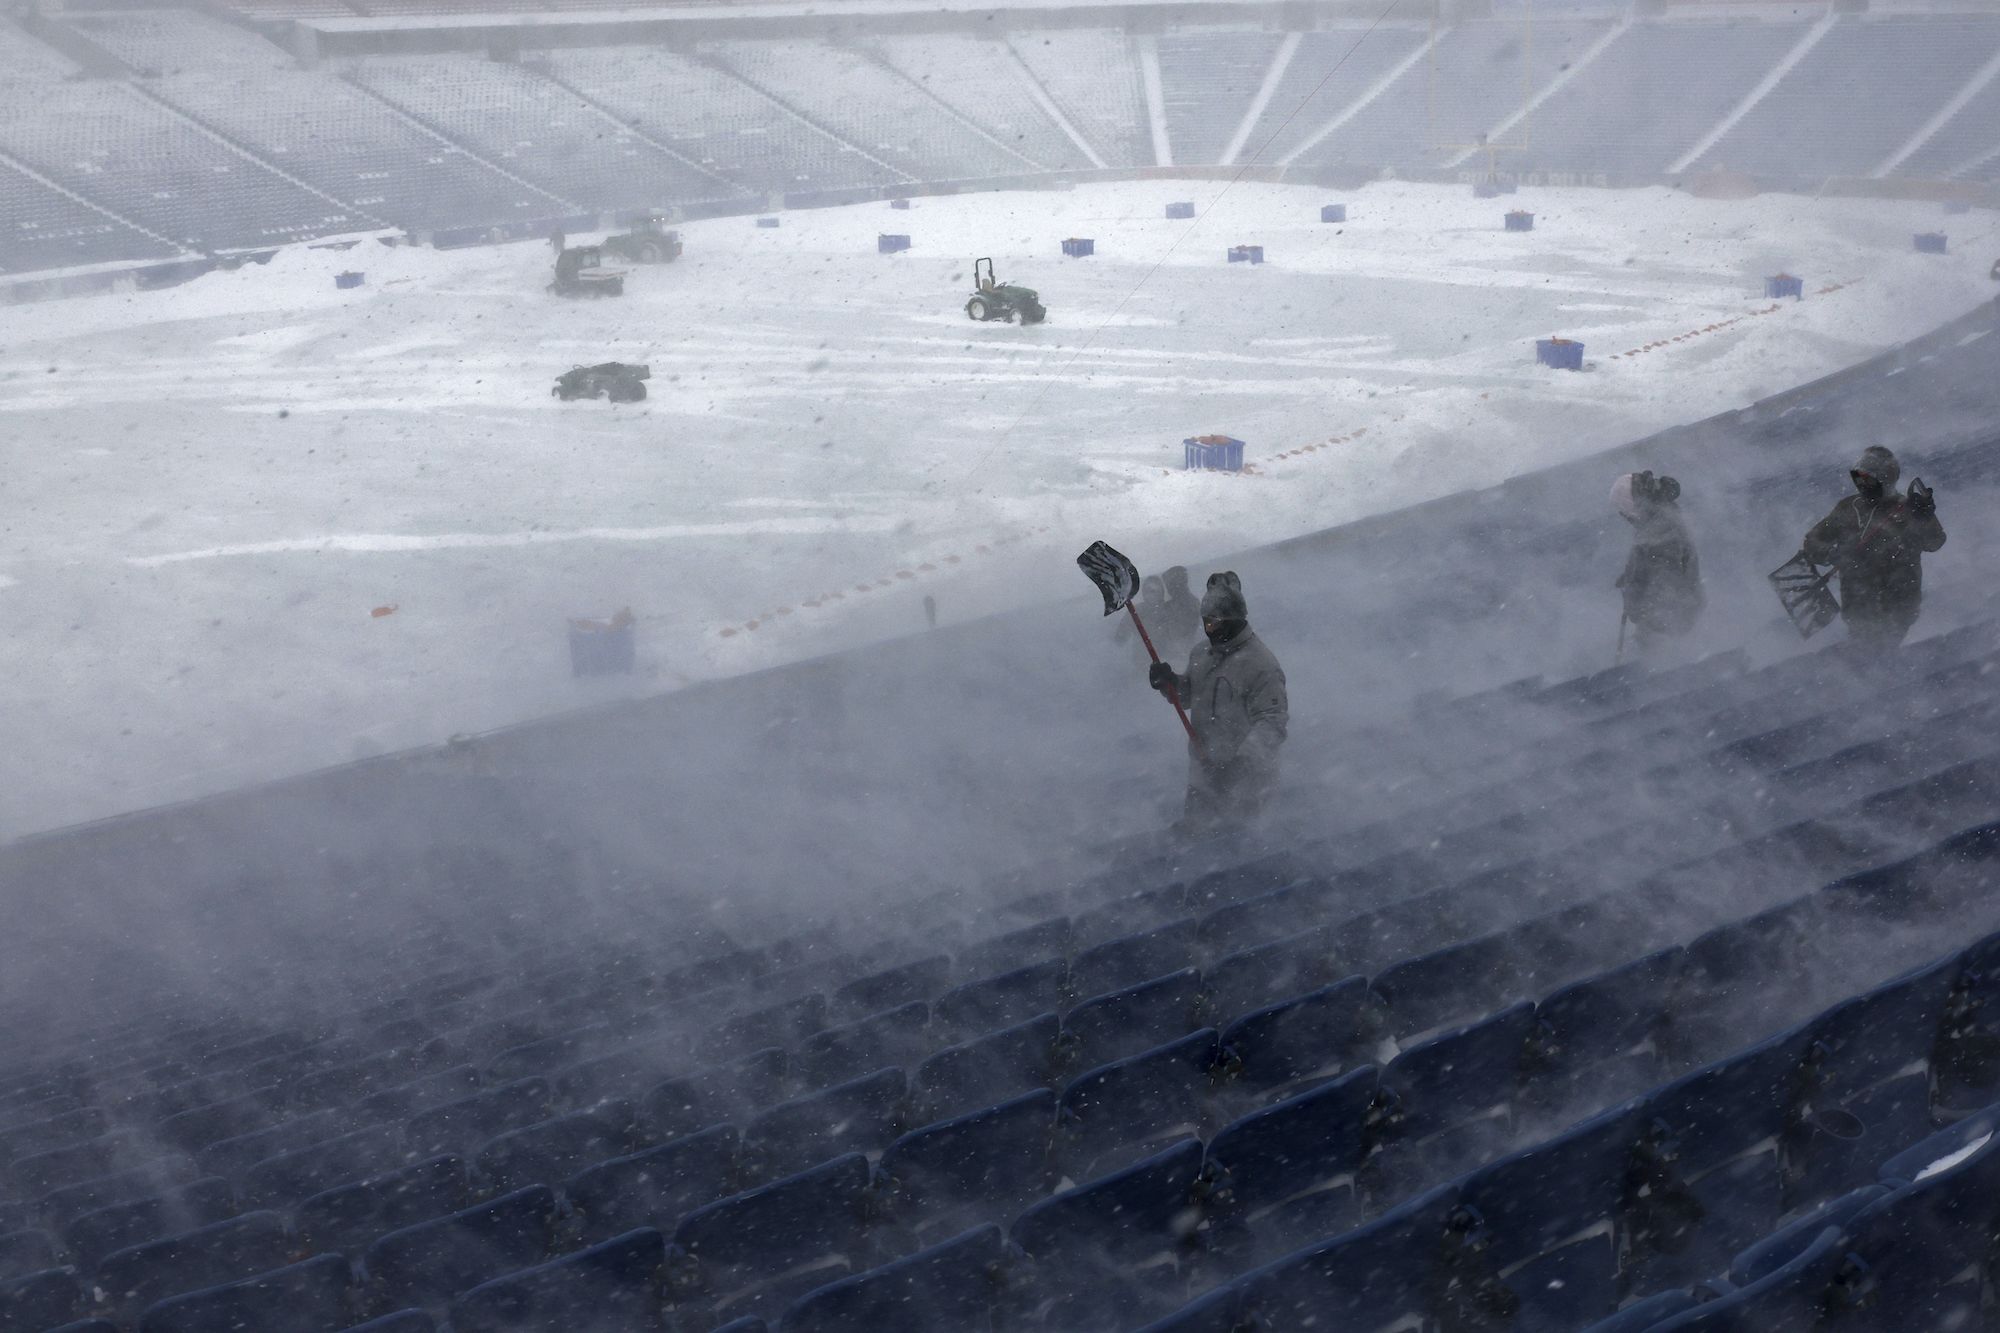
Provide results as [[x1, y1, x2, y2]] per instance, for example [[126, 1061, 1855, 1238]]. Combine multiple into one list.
[[1, 178, 1993, 835]]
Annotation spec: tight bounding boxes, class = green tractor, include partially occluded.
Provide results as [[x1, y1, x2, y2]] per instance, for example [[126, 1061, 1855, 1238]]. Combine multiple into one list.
[[601, 215, 684, 265], [965, 257, 1046, 325]]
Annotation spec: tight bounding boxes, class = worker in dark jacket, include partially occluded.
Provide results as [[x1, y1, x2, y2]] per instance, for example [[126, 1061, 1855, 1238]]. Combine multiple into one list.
[[1801, 445, 1945, 648], [1148, 572, 1289, 830], [1613, 470, 1704, 653], [1155, 565, 1202, 666]]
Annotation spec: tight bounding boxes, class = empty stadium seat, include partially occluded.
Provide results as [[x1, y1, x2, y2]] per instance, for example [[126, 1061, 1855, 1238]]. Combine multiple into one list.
[[293, 1154, 470, 1257], [1011, 1138, 1206, 1329], [363, 1184, 557, 1313], [877, 1088, 1056, 1244], [563, 1125, 739, 1244], [1203, 1066, 1378, 1263], [1058, 1029, 1219, 1180], [741, 1070, 906, 1182], [135, 1253, 354, 1333], [450, 1227, 667, 1333], [669, 1152, 873, 1321], [913, 1013, 1058, 1123], [779, 1223, 1013, 1332], [61, 1176, 235, 1269], [96, 1209, 292, 1314]]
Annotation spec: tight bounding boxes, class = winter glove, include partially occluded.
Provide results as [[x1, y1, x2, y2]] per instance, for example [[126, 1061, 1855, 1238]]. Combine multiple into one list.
[[1148, 661, 1177, 692], [1907, 478, 1935, 516]]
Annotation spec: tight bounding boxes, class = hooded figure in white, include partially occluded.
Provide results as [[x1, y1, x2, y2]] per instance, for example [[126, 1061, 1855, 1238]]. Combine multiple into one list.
[[1148, 571, 1289, 830], [1612, 470, 1704, 652]]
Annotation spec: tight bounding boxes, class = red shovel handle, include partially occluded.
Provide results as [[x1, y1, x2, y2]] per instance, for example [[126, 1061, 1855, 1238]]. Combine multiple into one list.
[[1128, 603, 1206, 760]]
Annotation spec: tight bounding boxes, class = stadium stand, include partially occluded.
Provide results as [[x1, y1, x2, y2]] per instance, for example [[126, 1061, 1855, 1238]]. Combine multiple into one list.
[[1153, 28, 1285, 168], [0, 79, 362, 252], [346, 55, 739, 211], [0, 162, 178, 274], [1006, 29, 1152, 170], [1696, 14, 2000, 181], [543, 46, 888, 198], [868, 35, 1094, 174], [707, 39, 1031, 185], [0, 296, 1996, 1328], [1509, 19, 1810, 178], [1231, 25, 1429, 168]]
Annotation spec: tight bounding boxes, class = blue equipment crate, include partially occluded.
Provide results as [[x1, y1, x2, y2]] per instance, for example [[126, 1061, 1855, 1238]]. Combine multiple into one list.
[[1062, 237, 1095, 258], [1320, 204, 1346, 223], [1505, 211, 1534, 232], [878, 234, 911, 254], [889, 198, 911, 210], [1165, 201, 1195, 219], [568, 614, 635, 676], [1766, 274, 1803, 299], [1227, 245, 1264, 265], [1536, 338, 1583, 371], [1915, 232, 1948, 254], [1183, 435, 1245, 471], [335, 271, 364, 289], [756, 216, 780, 228]]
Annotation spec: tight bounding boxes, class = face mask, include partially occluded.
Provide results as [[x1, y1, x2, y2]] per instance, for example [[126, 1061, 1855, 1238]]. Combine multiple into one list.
[[1205, 618, 1246, 645], [1852, 470, 1884, 499]]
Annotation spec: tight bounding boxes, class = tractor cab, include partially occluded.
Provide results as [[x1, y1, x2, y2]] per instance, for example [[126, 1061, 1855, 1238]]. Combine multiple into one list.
[[965, 257, 1046, 325], [602, 215, 685, 264], [550, 244, 626, 298]]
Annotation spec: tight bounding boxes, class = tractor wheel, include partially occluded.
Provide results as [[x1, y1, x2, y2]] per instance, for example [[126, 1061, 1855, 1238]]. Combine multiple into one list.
[[638, 242, 662, 263], [966, 298, 988, 321]]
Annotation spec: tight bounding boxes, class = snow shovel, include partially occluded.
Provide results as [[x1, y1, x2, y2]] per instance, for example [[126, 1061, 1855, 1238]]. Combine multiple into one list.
[[1077, 540, 1205, 758], [1768, 550, 1841, 640]]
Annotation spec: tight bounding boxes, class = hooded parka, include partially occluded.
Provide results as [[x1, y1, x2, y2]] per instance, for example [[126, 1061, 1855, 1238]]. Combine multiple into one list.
[[1802, 446, 1945, 645]]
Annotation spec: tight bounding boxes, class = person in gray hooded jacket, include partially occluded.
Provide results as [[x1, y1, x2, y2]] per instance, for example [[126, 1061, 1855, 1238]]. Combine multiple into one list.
[[1801, 445, 1944, 648], [1147, 571, 1289, 830]]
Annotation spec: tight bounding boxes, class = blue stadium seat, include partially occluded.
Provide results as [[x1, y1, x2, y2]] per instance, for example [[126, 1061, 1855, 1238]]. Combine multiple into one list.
[[406, 1078, 552, 1157], [0, 1268, 83, 1333], [356, 1065, 483, 1124], [199, 1109, 349, 1180], [701, 993, 828, 1061], [1061, 969, 1205, 1072], [1364, 1002, 1536, 1199], [363, 1184, 557, 1313], [242, 1125, 406, 1207], [1330, 890, 1471, 978], [1528, 946, 1679, 1115], [953, 919, 1070, 982], [551, 1041, 682, 1108], [934, 960, 1069, 1041], [135, 1253, 353, 1333], [1058, 1029, 1219, 1180], [1640, 1229, 1850, 1331], [40, 1319, 118, 1333], [563, 1125, 739, 1244], [1201, 925, 1339, 1024], [1788, 956, 1957, 1206], [1203, 1065, 1378, 1263], [779, 1223, 1011, 1333], [0, 1231, 53, 1283], [450, 1228, 667, 1332], [1068, 920, 1197, 999], [1727, 1183, 1885, 1287], [11, 1133, 161, 1197], [158, 1095, 274, 1154], [1876, 1101, 2000, 1186], [1828, 1127, 2000, 1330], [876, 1088, 1055, 1244], [641, 1073, 729, 1144], [1010, 1138, 1206, 1330], [1370, 931, 1521, 1037], [1622, 1025, 1817, 1290], [339, 1312, 434, 1332], [913, 1013, 1057, 1123], [61, 1176, 235, 1269], [1216, 975, 1379, 1098], [96, 1209, 292, 1314], [795, 1003, 929, 1092], [1450, 1102, 1647, 1330], [669, 1152, 873, 1318], [0, 1108, 105, 1164], [742, 1069, 906, 1182], [476, 1105, 633, 1193], [1220, 1182, 1458, 1332], [294, 1154, 470, 1256], [486, 1025, 616, 1085], [831, 957, 950, 1021], [37, 1165, 204, 1231], [709, 1319, 768, 1333], [1575, 1288, 1702, 1333]]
